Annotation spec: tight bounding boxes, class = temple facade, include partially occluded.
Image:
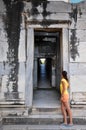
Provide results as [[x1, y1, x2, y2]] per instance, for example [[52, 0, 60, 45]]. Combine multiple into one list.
[[0, 0, 86, 116]]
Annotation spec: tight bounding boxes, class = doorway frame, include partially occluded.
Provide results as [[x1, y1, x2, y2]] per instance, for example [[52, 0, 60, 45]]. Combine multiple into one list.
[[25, 27, 69, 108]]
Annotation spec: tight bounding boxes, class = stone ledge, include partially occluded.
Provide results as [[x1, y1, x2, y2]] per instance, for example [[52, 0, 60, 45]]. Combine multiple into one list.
[[2, 124, 86, 130], [2, 116, 86, 125]]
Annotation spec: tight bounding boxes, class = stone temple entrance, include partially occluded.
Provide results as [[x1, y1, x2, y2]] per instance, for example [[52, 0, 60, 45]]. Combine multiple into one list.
[[33, 29, 62, 108]]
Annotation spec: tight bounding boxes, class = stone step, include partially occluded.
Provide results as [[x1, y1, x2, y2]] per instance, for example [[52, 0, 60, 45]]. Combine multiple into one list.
[[31, 107, 61, 115], [2, 115, 62, 125], [2, 124, 86, 130], [1, 107, 86, 125], [2, 115, 86, 125]]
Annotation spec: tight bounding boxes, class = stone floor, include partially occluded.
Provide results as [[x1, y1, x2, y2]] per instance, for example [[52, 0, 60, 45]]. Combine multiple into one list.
[[33, 89, 60, 108], [1, 124, 86, 130], [33, 63, 60, 108]]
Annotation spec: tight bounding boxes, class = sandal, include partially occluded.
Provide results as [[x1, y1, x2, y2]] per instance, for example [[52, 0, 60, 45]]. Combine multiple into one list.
[[68, 124, 73, 127], [60, 123, 67, 126]]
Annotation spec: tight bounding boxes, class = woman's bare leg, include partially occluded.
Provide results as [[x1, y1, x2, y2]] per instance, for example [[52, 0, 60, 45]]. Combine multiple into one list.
[[61, 102, 67, 124], [63, 102, 73, 124]]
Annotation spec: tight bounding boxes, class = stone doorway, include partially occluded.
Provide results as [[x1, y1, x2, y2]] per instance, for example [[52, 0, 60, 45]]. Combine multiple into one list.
[[33, 28, 62, 108]]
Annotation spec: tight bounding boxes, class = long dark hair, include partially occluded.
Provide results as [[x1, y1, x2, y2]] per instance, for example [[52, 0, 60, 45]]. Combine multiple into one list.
[[62, 71, 68, 81]]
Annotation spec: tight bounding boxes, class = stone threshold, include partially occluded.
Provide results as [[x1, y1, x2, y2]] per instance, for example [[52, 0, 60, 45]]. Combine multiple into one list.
[[2, 115, 86, 125], [2, 124, 86, 130]]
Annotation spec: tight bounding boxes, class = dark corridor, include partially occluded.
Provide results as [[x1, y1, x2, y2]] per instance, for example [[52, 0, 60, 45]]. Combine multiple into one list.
[[38, 58, 52, 89], [34, 29, 61, 89], [33, 29, 61, 108]]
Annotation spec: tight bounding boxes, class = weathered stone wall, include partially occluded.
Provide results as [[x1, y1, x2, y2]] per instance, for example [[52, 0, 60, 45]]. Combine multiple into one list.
[[24, 0, 86, 104], [24, 1, 71, 26], [0, 0, 86, 108], [0, 0, 25, 104], [69, 1, 86, 104]]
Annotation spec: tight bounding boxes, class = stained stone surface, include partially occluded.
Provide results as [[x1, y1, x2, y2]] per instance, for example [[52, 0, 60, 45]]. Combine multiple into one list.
[[2, 125, 86, 130]]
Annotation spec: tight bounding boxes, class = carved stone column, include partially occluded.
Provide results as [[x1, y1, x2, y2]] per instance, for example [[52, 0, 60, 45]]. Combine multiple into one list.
[[25, 28, 34, 107]]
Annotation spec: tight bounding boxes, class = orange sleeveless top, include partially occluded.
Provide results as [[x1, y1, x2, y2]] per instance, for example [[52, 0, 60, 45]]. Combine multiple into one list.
[[60, 78, 69, 95]]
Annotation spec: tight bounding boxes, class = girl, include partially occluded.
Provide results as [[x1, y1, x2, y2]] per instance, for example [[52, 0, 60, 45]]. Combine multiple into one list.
[[60, 71, 73, 126]]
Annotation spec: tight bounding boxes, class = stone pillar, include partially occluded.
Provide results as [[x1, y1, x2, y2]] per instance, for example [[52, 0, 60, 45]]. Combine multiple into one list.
[[62, 28, 69, 73], [51, 57, 56, 87], [51, 66, 55, 87], [33, 58, 38, 88], [25, 28, 34, 107]]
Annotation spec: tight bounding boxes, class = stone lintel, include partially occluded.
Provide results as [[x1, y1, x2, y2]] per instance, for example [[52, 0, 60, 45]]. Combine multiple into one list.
[[26, 19, 71, 26]]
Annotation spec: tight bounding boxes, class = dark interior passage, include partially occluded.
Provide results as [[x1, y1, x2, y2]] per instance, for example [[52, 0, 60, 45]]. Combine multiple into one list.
[[38, 58, 52, 89], [34, 29, 60, 90], [33, 29, 62, 108]]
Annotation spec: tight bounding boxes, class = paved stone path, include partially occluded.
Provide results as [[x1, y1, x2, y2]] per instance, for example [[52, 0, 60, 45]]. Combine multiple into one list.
[[1, 125, 86, 130]]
